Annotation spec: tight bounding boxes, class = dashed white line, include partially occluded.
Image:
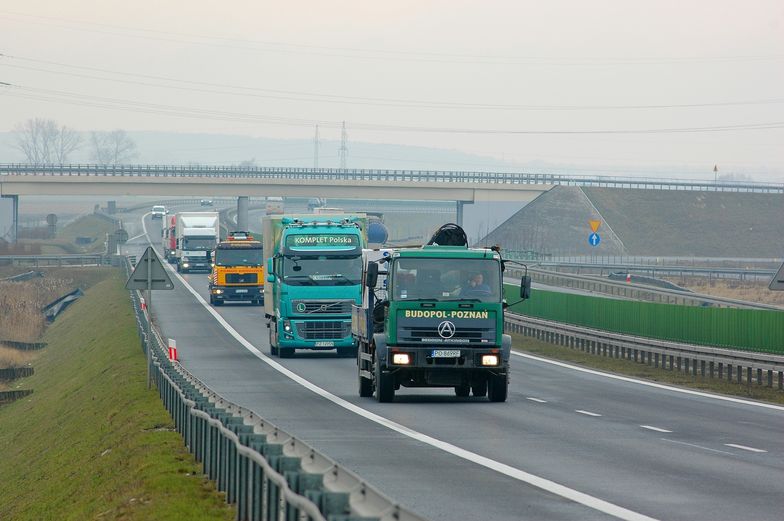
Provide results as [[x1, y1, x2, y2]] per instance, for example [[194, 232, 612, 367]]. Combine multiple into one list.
[[139, 215, 660, 521], [526, 397, 547, 403], [640, 425, 672, 433], [661, 438, 735, 456], [511, 351, 784, 412], [724, 443, 767, 453], [576, 410, 602, 417]]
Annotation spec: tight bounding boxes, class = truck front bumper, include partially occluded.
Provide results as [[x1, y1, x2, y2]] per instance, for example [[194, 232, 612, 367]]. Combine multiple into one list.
[[383, 345, 508, 370], [210, 286, 264, 302], [278, 318, 355, 349], [180, 261, 211, 272]]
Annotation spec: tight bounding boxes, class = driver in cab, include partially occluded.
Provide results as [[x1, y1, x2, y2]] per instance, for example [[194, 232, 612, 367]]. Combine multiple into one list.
[[460, 273, 491, 297]]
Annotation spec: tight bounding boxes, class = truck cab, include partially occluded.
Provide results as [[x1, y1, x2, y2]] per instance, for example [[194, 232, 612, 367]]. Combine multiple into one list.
[[353, 225, 531, 402], [264, 215, 367, 358], [209, 232, 264, 306]]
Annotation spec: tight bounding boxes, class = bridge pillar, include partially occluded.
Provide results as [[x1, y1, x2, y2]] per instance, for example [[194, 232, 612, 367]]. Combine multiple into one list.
[[236, 196, 249, 231], [456, 201, 465, 227], [1, 195, 18, 244]]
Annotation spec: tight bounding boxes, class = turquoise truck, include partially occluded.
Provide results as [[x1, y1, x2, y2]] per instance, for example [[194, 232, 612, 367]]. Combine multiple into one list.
[[352, 224, 531, 402], [263, 214, 367, 358]]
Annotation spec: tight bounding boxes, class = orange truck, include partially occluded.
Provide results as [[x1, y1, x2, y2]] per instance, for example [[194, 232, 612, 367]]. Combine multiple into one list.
[[208, 231, 264, 306]]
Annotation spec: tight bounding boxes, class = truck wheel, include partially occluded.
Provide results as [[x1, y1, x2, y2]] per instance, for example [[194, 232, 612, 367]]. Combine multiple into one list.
[[454, 384, 470, 397], [358, 356, 373, 398], [471, 380, 488, 397], [487, 373, 508, 403], [374, 363, 394, 403], [269, 328, 278, 356]]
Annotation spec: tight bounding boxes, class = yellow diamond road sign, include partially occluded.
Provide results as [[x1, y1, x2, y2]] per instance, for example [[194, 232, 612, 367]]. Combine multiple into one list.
[[589, 220, 601, 233]]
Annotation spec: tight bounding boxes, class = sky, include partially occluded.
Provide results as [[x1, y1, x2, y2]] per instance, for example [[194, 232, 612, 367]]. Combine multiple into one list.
[[1, 1, 783, 179]]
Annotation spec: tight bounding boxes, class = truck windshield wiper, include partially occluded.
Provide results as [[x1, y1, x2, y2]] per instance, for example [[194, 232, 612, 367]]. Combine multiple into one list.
[[400, 298, 439, 302], [442, 298, 482, 302]]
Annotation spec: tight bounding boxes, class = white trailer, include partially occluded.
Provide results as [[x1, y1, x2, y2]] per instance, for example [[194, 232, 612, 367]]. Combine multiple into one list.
[[175, 211, 219, 272]]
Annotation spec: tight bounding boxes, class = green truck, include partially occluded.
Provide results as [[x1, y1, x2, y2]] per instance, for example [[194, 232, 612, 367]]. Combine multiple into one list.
[[351, 224, 531, 402]]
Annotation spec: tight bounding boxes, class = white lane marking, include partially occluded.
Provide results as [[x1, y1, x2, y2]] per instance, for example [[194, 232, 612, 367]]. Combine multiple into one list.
[[511, 351, 784, 412], [576, 410, 602, 417], [640, 425, 672, 433], [128, 232, 147, 242], [140, 217, 659, 521], [660, 438, 735, 456], [724, 443, 767, 453], [526, 397, 547, 403]]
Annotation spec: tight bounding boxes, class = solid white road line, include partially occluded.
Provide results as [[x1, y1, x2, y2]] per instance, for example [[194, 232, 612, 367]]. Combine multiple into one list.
[[660, 438, 735, 456], [724, 443, 767, 453], [576, 410, 602, 417], [640, 425, 672, 433], [526, 397, 548, 403], [139, 216, 660, 521], [511, 351, 784, 412]]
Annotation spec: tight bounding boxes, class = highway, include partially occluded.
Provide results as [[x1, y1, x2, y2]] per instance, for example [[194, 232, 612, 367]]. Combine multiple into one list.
[[127, 212, 784, 521]]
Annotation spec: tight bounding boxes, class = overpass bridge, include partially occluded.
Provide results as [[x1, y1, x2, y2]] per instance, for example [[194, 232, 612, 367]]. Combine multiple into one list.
[[2, 163, 783, 242]]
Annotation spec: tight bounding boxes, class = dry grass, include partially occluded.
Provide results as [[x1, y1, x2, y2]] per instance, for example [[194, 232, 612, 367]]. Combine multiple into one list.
[[0, 347, 35, 367], [667, 277, 784, 306], [0, 268, 113, 343]]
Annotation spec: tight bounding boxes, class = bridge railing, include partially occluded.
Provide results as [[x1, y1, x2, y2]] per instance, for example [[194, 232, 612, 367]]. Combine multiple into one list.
[[2, 163, 783, 192]]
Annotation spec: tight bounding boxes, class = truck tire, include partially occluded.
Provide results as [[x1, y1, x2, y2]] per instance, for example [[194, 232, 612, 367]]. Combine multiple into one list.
[[487, 373, 508, 403], [374, 362, 394, 403], [358, 355, 373, 398], [471, 380, 488, 397], [454, 384, 470, 397], [269, 327, 278, 356]]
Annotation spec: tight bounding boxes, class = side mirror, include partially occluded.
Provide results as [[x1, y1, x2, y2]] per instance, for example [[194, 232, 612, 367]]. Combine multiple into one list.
[[266, 257, 274, 279], [267, 275, 276, 283], [520, 275, 532, 300], [365, 262, 379, 288]]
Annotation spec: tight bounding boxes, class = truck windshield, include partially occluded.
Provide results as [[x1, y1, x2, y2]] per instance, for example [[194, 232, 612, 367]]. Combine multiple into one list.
[[391, 258, 501, 302], [282, 255, 362, 286], [215, 248, 263, 266], [182, 237, 215, 250]]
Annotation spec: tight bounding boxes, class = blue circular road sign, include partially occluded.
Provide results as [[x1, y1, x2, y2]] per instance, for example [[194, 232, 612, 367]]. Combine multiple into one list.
[[588, 233, 601, 246]]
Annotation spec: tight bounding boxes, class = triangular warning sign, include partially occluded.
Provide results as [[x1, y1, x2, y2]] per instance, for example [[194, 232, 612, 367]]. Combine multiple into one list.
[[769, 261, 784, 291], [125, 247, 174, 290], [589, 220, 601, 233]]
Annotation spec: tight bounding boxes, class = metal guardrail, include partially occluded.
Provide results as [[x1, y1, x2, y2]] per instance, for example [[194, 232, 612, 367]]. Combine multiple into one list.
[[519, 268, 783, 311], [0, 254, 111, 267], [124, 258, 425, 521], [505, 313, 784, 390], [527, 260, 776, 281], [3, 163, 783, 193]]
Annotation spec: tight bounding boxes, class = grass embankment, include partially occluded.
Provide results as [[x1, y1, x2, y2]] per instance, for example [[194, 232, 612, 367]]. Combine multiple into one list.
[[0, 272, 234, 521], [512, 334, 784, 405], [665, 277, 784, 307]]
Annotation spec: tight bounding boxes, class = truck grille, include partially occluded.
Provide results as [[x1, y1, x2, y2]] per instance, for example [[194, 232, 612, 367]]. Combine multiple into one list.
[[226, 273, 257, 284], [295, 321, 351, 340], [292, 300, 353, 314], [400, 327, 490, 343]]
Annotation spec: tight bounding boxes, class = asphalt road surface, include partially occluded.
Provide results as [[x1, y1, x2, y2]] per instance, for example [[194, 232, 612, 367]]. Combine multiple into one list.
[[123, 213, 784, 521]]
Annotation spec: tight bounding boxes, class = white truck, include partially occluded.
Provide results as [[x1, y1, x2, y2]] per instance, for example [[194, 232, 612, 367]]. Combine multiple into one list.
[[174, 211, 219, 273]]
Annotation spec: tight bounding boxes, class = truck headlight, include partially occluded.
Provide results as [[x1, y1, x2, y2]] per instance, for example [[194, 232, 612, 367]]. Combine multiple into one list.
[[481, 354, 499, 366], [283, 320, 291, 332], [182, 263, 190, 268], [392, 353, 411, 365], [213, 289, 223, 294]]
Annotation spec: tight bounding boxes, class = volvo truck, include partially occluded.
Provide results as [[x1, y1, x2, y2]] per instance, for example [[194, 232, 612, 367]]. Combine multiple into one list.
[[263, 214, 367, 358]]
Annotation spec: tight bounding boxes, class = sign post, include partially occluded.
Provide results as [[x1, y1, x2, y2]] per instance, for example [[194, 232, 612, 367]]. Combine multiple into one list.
[[125, 247, 174, 389]]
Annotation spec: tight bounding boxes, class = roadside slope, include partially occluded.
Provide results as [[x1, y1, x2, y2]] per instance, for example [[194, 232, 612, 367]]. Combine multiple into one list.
[[0, 272, 234, 521]]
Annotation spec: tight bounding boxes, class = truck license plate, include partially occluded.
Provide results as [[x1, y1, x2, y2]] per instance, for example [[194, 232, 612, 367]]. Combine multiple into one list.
[[235, 289, 248, 293], [431, 349, 461, 358], [315, 341, 334, 347]]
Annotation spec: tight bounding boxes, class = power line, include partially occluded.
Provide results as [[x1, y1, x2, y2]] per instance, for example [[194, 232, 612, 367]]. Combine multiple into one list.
[[2, 10, 783, 66], [5, 54, 783, 111], [2, 81, 783, 135]]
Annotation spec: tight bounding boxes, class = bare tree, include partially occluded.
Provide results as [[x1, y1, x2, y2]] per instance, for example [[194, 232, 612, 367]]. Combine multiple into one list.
[[89, 129, 138, 165], [12, 118, 82, 164]]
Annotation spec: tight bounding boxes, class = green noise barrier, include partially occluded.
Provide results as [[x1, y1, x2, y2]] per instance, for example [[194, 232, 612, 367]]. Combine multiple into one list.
[[505, 284, 784, 354]]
